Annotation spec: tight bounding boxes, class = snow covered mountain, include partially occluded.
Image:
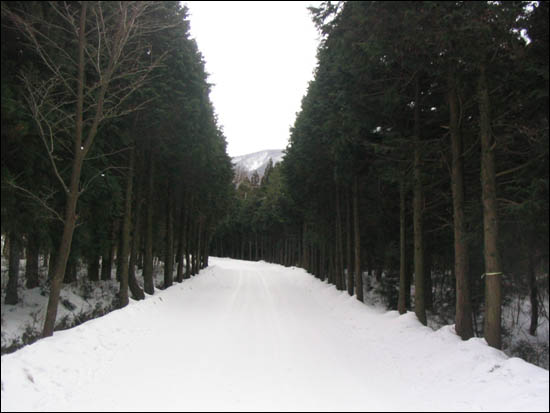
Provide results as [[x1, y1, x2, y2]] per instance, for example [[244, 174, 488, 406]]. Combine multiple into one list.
[[231, 149, 284, 179]]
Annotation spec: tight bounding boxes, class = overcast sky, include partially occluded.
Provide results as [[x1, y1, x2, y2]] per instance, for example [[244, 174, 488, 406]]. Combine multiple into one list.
[[183, 1, 321, 157]]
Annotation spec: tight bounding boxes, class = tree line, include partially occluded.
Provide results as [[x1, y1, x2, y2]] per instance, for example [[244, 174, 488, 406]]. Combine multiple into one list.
[[1, 1, 234, 337], [214, 1, 549, 351]]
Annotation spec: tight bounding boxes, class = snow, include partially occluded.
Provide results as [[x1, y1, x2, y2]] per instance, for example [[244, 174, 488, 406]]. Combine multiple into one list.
[[231, 149, 284, 177], [1, 258, 548, 412], [1, 259, 120, 352]]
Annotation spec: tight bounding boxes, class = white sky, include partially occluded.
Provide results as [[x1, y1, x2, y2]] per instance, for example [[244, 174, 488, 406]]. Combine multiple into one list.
[[183, 1, 321, 157]]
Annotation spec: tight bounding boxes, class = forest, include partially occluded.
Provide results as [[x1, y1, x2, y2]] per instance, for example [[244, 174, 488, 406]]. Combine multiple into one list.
[[1, 0, 549, 370], [211, 0, 549, 360], [1, 1, 234, 339]]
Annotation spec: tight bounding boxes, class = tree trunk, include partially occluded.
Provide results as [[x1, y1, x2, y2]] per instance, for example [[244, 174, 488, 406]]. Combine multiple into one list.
[[346, 188, 354, 296], [353, 176, 363, 302], [185, 209, 191, 279], [43, 179, 80, 336], [164, 189, 174, 288], [87, 253, 100, 282], [118, 146, 135, 308], [43, 2, 89, 337], [528, 252, 538, 336], [335, 184, 344, 291], [413, 75, 427, 326], [2, 235, 9, 259], [424, 246, 433, 312], [143, 145, 155, 295], [128, 168, 144, 300], [64, 255, 77, 284], [479, 63, 502, 349], [176, 199, 186, 283], [195, 219, 202, 275], [47, 250, 56, 282], [101, 234, 113, 281], [320, 242, 326, 282], [25, 234, 40, 289], [449, 65, 473, 340], [5, 231, 20, 305], [398, 179, 407, 314]]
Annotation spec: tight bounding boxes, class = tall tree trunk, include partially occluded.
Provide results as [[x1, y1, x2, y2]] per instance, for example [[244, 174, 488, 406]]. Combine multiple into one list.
[[185, 209, 191, 279], [346, 188, 354, 296], [87, 253, 100, 282], [2, 235, 9, 259], [479, 63, 502, 349], [5, 231, 20, 305], [335, 184, 344, 291], [176, 199, 186, 283], [47, 250, 56, 282], [449, 65, 473, 340], [143, 145, 155, 295], [128, 169, 144, 300], [64, 255, 77, 284], [164, 188, 174, 288], [398, 178, 407, 314], [101, 223, 114, 281], [195, 219, 202, 275], [118, 146, 135, 308], [320, 242, 326, 282], [25, 234, 40, 289], [353, 176, 363, 302], [43, 175, 80, 336], [424, 246, 433, 312], [43, 1, 113, 337], [413, 75, 427, 326], [527, 252, 538, 336]]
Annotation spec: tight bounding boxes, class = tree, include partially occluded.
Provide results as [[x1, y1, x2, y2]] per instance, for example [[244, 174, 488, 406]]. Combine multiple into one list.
[[2, 1, 169, 337]]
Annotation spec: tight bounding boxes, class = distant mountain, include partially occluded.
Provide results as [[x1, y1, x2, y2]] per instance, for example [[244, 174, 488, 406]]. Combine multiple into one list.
[[231, 149, 284, 180]]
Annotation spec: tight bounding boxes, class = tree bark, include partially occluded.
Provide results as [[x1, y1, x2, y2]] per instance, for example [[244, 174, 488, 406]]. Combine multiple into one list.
[[43, 177, 80, 336], [346, 188, 354, 296], [528, 252, 538, 336], [449, 65, 473, 340], [424, 246, 433, 312], [353, 176, 363, 302], [185, 207, 191, 279], [101, 224, 114, 281], [128, 163, 144, 300], [42, 3, 88, 337], [25, 234, 40, 289], [164, 188, 174, 288], [143, 144, 155, 295], [335, 184, 344, 291], [88, 253, 100, 282], [413, 75, 427, 326], [176, 198, 186, 283], [5, 231, 20, 305], [118, 146, 135, 308], [479, 63, 502, 349], [398, 178, 407, 314]]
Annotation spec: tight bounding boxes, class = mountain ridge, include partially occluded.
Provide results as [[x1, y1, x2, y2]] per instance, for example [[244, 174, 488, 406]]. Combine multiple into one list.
[[231, 149, 284, 180]]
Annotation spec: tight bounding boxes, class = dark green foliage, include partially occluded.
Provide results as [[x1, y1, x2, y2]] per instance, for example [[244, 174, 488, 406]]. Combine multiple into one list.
[[215, 1, 549, 356], [1, 1, 234, 322]]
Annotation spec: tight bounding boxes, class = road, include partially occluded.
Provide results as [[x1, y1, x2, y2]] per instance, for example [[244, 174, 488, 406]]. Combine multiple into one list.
[[1, 257, 548, 412]]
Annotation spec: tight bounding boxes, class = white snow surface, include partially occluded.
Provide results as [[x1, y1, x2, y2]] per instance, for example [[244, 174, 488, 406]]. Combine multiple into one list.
[[1, 258, 548, 412]]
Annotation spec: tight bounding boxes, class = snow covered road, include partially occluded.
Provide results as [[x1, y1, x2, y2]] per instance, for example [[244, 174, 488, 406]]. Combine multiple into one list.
[[1, 258, 548, 412]]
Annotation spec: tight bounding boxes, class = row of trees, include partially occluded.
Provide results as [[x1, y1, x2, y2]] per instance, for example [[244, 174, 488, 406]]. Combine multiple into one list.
[[1, 1, 234, 337], [215, 1, 549, 351], [211, 160, 302, 265]]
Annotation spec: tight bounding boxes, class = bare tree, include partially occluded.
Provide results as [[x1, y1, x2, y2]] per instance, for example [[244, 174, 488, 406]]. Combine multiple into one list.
[[2, 1, 168, 337]]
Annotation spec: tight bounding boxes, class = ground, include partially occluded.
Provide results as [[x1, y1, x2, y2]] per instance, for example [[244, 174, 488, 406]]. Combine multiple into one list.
[[1, 258, 548, 411]]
